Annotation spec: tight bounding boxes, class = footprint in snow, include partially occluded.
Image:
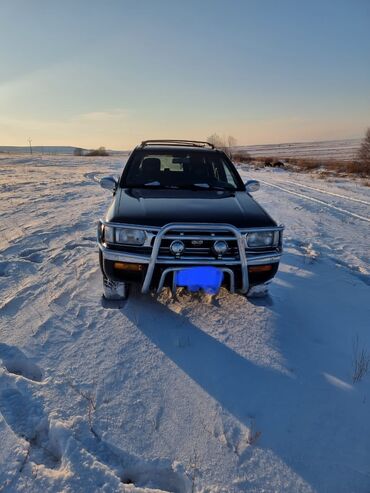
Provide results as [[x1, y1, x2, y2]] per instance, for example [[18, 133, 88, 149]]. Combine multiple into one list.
[[0, 375, 60, 469], [0, 343, 43, 382], [121, 464, 191, 493], [81, 235, 97, 243], [0, 261, 11, 277], [64, 240, 96, 251], [70, 417, 191, 493], [19, 248, 46, 264], [0, 387, 44, 440]]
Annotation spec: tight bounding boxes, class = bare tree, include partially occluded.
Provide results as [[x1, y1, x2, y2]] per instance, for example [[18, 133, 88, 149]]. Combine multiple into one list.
[[207, 134, 237, 160], [357, 128, 370, 170], [227, 136, 237, 159], [207, 133, 225, 150]]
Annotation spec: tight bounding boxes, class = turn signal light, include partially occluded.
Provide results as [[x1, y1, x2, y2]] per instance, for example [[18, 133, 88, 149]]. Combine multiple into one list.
[[113, 262, 143, 271], [248, 264, 273, 273]]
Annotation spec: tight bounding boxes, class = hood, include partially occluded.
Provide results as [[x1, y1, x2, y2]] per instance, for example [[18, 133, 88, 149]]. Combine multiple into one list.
[[107, 188, 276, 228]]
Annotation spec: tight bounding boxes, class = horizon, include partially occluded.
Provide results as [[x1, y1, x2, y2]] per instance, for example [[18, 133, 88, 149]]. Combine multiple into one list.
[[1, 0, 369, 148], [0, 135, 362, 152]]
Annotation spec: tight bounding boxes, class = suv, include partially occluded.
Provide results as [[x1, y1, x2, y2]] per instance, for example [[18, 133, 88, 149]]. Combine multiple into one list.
[[97, 140, 283, 300]]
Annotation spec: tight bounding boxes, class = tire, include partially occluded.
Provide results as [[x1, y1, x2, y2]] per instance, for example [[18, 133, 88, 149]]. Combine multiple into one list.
[[103, 277, 129, 300], [99, 250, 104, 273], [246, 283, 269, 298], [99, 250, 129, 301]]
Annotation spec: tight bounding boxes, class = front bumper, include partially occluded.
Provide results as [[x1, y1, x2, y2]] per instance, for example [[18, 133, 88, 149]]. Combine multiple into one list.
[[97, 220, 284, 294]]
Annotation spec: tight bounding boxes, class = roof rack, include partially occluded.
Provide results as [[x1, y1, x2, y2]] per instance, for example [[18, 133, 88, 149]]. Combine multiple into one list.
[[140, 139, 215, 149]]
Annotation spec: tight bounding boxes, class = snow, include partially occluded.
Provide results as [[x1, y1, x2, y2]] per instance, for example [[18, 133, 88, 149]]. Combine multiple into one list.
[[0, 155, 369, 492], [236, 138, 361, 161]]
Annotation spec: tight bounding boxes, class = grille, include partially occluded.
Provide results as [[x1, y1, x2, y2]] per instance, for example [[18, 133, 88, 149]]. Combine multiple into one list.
[[108, 228, 277, 259], [157, 237, 239, 258]]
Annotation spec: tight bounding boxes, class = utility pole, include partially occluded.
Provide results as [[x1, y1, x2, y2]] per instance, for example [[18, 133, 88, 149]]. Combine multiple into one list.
[[28, 138, 33, 155]]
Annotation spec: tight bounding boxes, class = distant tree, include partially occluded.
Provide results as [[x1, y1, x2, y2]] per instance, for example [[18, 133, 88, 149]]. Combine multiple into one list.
[[73, 147, 84, 156], [207, 134, 237, 160], [207, 133, 225, 150], [357, 128, 370, 168], [86, 146, 109, 156], [227, 136, 237, 159]]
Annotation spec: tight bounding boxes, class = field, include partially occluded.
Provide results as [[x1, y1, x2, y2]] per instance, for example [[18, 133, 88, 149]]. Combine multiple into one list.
[[0, 155, 369, 492], [236, 138, 361, 161]]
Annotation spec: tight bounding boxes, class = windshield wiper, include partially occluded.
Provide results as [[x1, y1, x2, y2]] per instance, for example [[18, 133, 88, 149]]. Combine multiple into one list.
[[176, 183, 236, 191], [207, 185, 236, 191], [130, 182, 180, 189]]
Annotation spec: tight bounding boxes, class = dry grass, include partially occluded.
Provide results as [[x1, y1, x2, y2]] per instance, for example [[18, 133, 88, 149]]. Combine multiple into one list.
[[246, 419, 261, 445], [352, 335, 370, 384], [233, 151, 252, 163], [241, 155, 370, 177], [290, 159, 322, 172]]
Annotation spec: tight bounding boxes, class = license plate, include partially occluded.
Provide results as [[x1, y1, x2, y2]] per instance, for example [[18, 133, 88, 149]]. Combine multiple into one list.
[[175, 266, 223, 294]]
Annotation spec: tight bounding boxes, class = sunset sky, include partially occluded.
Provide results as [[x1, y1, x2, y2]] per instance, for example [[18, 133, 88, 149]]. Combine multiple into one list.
[[1, 0, 369, 149]]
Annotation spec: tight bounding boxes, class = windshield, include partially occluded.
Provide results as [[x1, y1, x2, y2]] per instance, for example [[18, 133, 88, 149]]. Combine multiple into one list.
[[122, 150, 243, 190]]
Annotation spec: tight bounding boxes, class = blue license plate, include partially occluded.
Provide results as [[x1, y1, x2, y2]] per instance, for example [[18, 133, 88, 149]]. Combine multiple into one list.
[[175, 266, 223, 294]]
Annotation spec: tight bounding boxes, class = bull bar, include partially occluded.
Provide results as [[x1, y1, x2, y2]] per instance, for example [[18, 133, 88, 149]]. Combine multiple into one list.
[[97, 220, 284, 294]]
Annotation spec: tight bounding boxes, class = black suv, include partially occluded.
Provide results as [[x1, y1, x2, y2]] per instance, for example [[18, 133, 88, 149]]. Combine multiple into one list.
[[97, 140, 283, 300]]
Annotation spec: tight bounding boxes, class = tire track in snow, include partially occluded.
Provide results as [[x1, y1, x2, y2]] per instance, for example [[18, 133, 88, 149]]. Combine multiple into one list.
[[259, 179, 370, 223], [270, 178, 370, 206]]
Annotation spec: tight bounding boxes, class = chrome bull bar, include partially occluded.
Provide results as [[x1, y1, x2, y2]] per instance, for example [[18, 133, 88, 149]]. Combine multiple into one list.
[[141, 223, 250, 294], [98, 220, 284, 295]]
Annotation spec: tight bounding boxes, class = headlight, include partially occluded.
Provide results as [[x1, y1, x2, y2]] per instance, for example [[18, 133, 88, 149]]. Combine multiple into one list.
[[115, 228, 146, 245], [103, 225, 115, 243], [246, 231, 279, 248]]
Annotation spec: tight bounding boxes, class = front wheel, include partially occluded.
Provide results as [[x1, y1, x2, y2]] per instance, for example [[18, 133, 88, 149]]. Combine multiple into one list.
[[245, 283, 269, 298], [103, 277, 129, 300]]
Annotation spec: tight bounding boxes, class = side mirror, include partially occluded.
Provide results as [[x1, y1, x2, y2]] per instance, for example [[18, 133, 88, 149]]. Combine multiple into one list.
[[100, 176, 118, 192], [245, 179, 260, 193]]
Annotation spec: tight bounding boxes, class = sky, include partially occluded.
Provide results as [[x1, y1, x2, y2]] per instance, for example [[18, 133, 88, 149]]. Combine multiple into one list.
[[0, 0, 369, 149]]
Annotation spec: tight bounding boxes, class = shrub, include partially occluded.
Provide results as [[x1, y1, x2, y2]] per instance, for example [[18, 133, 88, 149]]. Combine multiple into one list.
[[295, 159, 322, 171], [357, 128, 370, 166], [233, 151, 252, 163], [86, 146, 109, 156], [352, 335, 370, 383], [273, 157, 369, 176]]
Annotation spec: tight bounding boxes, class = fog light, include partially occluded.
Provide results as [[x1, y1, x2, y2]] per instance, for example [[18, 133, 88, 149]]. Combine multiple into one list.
[[248, 264, 273, 273], [114, 262, 143, 271], [170, 240, 185, 256], [213, 240, 228, 256]]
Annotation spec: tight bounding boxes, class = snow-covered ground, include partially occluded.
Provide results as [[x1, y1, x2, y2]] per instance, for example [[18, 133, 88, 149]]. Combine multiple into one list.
[[0, 155, 369, 493], [236, 138, 361, 161]]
